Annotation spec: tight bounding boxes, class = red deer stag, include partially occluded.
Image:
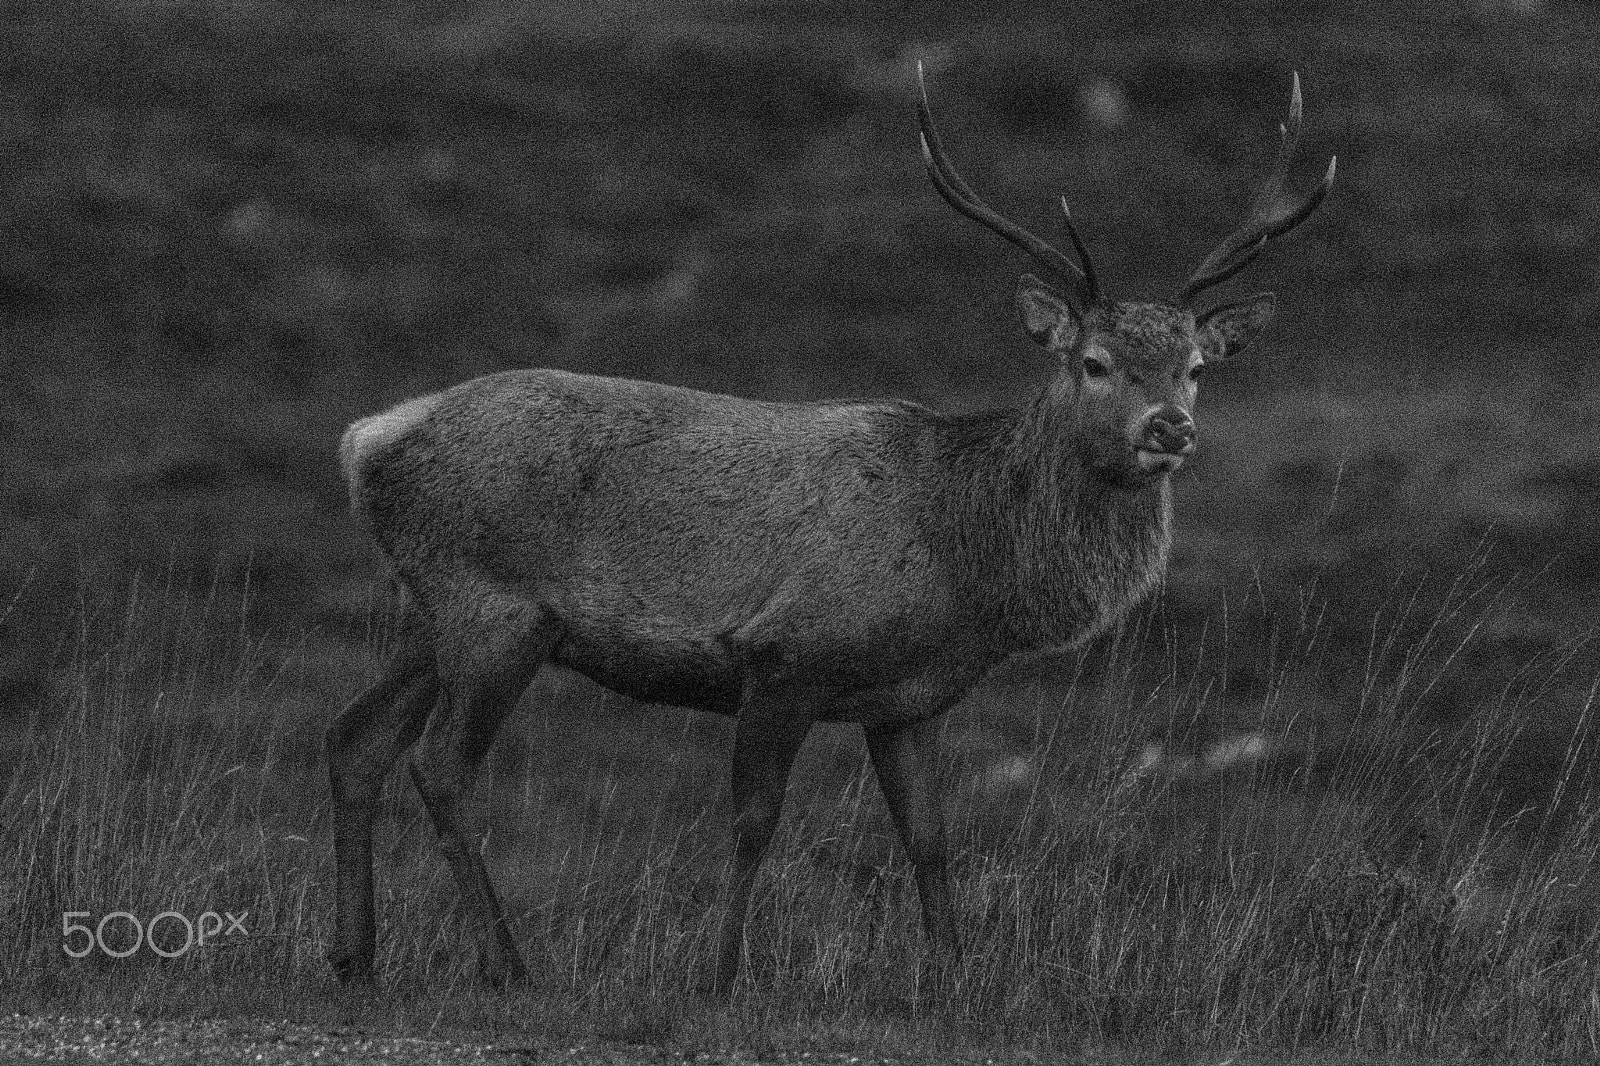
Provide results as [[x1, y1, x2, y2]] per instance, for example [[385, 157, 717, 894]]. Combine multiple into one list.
[[327, 66, 1335, 990]]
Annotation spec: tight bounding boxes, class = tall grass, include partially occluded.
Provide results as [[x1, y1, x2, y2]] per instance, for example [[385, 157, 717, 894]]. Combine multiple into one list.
[[1, 571, 331, 1001], [3, 568, 1600, 1058]]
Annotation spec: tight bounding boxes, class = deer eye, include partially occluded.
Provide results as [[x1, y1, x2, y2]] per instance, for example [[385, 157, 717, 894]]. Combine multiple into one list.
[[1188, 363, 1205, 381], [1082, 356, 1109, 379]]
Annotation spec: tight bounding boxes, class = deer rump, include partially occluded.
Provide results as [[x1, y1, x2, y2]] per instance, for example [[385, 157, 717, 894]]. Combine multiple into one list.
[[338, 366, 1094, 725]]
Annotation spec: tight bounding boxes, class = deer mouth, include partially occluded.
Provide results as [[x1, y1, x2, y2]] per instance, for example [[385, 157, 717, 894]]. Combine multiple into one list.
[[1134, 447, 1186, 475]]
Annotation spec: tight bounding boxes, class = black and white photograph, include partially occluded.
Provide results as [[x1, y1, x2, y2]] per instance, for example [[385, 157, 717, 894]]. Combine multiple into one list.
[[3, 0, 1598, 1061]]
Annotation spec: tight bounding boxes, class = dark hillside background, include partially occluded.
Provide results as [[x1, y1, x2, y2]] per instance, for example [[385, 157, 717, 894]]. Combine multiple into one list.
[[3, 0, 1598, 803]]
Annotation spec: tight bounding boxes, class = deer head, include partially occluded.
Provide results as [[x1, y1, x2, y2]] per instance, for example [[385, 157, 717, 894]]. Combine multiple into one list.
[[916, 65, 1335, 487]]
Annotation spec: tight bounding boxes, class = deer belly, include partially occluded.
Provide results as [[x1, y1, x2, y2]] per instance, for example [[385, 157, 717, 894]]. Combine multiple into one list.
[[547, 599, 966, 715], [549, 627, 741, 713]]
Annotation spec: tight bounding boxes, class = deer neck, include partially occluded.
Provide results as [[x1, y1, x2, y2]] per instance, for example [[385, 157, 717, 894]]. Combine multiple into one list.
[[951, 386, 1173, 652]]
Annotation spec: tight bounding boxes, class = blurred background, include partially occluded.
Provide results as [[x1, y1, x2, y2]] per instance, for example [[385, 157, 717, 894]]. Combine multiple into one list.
[[2, 0, 1598, 827]]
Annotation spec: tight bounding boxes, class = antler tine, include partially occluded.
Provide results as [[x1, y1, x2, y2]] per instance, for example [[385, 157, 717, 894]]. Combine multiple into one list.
[[1179, 72, 1337, 304], [1059, 198, 1102, 305], [916, 62, 1093, 303]]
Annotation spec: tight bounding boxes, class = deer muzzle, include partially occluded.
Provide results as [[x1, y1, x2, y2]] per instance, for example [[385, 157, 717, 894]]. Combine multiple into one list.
[[1140, 404, 1196, 457]]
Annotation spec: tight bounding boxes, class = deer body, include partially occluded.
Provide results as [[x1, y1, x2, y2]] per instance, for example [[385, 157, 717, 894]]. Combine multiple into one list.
[[326, 67, 1333, 990], [343, 366, 1171, 721]]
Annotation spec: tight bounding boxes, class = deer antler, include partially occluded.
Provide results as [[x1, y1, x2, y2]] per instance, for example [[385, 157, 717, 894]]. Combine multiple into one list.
[[916, 62, 1102, 307], [1179, 73, 1337, 304]]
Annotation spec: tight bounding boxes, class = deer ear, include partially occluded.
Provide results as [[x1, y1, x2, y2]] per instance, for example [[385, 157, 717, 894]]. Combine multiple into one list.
[[1196, 293, 1275, 360], [1015, 274, 1081, 349]]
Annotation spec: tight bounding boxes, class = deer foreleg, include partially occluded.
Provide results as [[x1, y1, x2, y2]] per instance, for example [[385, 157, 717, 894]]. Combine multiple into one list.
[[865, 716, 960, 968], [710, 685, 817, 993]]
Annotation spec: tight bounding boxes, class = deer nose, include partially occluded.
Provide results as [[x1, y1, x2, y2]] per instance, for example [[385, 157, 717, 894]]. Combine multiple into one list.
[[1143, 405, 1196, 455]]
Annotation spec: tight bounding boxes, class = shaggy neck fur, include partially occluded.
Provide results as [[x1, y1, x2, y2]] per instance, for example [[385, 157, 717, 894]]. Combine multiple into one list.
[[937, 380, 1172, 653]]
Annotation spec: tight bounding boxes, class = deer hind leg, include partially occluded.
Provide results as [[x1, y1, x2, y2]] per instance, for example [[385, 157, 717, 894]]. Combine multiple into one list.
[[865, 716, 960, 971], [406, 602, 554, 988], [710, 683, 819, 993], [327, 605, 439, 984]]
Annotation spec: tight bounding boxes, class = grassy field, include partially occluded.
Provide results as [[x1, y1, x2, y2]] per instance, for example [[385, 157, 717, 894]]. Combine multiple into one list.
[[4, 568, 1600, 1059], [3, 0, 1600, 1058]]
